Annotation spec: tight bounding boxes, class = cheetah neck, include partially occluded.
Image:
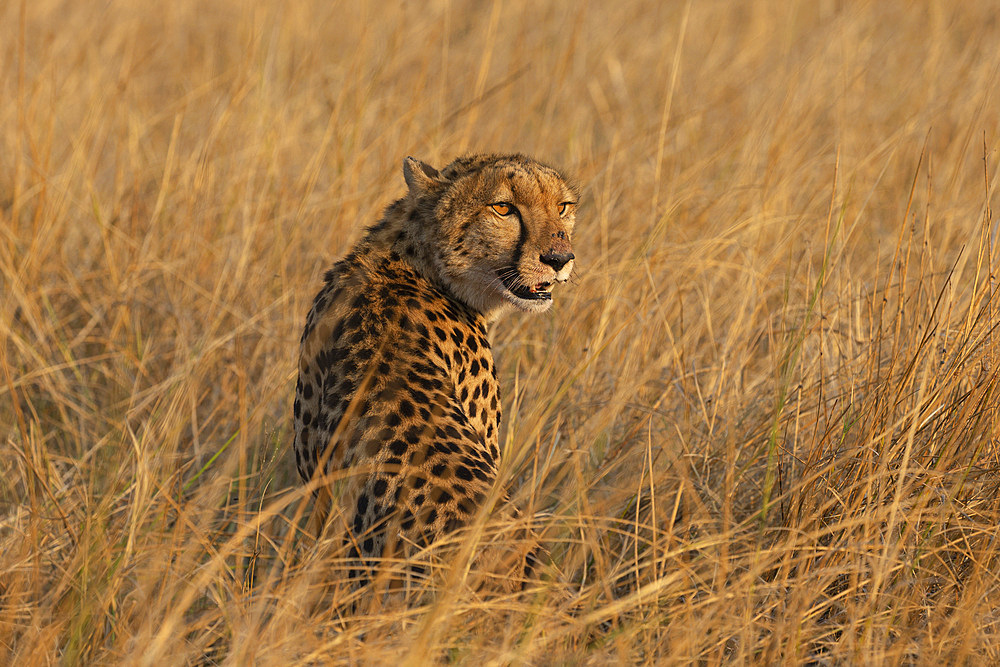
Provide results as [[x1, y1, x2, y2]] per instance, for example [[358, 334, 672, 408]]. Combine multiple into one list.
[[361, 199, 510, 324]]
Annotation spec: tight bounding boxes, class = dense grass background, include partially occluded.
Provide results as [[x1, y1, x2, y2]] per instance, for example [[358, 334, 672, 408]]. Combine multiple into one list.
[[2, 0, 999, 663]]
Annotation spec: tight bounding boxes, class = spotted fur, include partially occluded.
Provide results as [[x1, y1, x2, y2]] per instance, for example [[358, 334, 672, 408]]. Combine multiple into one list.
[[293, 153, 578, 590]]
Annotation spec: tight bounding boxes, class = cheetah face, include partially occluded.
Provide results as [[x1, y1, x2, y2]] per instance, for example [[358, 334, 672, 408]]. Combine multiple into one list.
[[403, 155, 579, 317], [485, 195, 576, 314]]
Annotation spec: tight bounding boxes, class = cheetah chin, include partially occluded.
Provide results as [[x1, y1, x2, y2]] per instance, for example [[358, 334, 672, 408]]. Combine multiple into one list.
[[497, 268, 553, 302]]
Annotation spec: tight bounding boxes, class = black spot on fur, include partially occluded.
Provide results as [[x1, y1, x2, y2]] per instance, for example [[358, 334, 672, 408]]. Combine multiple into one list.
[[345, 310, 363, 331], [404, 425, 424, 445]]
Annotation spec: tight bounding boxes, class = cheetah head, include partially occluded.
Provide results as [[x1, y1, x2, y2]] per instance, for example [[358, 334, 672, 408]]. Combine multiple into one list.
[[402, 153, 579, 318]]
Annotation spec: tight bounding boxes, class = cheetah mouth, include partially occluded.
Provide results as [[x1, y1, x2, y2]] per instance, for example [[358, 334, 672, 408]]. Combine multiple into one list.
[[497, 270, 552, 301]]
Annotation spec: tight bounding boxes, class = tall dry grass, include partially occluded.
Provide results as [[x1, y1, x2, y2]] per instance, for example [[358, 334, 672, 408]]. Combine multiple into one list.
[[2, 0, 999, 663]]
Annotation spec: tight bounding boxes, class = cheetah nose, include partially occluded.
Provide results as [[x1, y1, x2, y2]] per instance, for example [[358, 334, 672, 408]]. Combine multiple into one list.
[[539, 251, 575, 272]]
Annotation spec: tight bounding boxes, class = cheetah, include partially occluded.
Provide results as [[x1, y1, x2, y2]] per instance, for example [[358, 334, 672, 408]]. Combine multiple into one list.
[[293, 153, 578, 592]]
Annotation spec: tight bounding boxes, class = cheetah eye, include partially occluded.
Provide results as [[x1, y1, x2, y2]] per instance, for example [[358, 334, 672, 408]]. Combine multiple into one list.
[[489, 202, 514, 217], [557, 202, 575, 216]]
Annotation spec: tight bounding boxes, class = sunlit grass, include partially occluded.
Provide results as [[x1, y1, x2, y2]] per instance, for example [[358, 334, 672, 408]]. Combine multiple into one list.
[[2, 0, 999, 663]]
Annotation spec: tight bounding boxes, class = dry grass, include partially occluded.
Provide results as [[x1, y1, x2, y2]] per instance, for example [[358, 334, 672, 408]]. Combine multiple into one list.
[[2, 0, 1000, 664]]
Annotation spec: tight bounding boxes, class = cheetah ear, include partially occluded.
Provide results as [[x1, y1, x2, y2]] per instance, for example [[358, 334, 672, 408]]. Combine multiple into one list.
[[403, 156, 443, 194]]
